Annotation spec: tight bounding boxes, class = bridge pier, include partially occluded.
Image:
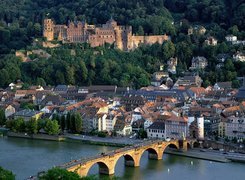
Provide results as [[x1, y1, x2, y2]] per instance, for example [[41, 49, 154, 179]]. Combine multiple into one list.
[[124, 155, 140, 167], [182, 140, 188, 152], [148, 152, 162, 160], [125, 159, 135, 166], [99, 166, 114, 175], [77, 167, 89, 177]]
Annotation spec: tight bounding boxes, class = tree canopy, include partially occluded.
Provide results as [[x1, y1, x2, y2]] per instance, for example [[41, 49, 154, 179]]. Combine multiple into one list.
[[0, 166, 15, 180]]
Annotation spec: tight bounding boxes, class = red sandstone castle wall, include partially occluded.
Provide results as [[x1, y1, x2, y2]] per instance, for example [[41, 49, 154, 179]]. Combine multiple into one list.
[[43, 18, 169, 51]]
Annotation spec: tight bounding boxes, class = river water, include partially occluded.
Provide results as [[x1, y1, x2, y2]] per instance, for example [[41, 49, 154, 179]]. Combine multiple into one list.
[[0, 137, 244, 180]]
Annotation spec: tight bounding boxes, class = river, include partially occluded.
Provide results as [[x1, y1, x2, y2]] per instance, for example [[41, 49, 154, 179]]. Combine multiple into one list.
[[0, 137, 244, 180]]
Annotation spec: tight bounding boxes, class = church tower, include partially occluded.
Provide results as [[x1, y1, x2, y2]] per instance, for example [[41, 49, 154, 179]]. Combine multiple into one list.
[[43, 19, 54, 41]]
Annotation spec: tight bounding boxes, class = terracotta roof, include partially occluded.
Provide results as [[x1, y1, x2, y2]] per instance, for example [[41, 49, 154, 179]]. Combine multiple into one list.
[[189, 87, 206, 96], [212, 103, 225, 109], [15, 90, 37, 95], [223, 105, 241, 113], [166, 114, 188, 122]]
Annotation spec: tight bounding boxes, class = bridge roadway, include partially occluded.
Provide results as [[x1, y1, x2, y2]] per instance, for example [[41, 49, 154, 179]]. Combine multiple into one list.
[[58, 139, 191, 177]]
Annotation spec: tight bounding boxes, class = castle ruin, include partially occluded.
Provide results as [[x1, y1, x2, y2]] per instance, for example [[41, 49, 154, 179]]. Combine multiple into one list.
[[43, 18, 169, 51]]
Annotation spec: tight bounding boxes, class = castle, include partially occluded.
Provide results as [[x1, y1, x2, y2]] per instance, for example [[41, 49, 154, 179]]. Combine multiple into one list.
[[43, 18, 169, 51]]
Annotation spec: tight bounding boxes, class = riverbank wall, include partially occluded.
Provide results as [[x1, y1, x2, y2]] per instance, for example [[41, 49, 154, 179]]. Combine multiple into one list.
[[165, 149, 230, 163], [7, 132, 65, 141]]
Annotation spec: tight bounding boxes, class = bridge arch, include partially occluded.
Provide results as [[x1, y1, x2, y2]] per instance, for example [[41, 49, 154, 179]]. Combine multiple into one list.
[[193, 141, 200, 148], [166, 143, 179, 150], [162, 141, 179, 154], [114, 153, 138, 168], [140, 147, 162, 162], [80, 160, 112, 177]]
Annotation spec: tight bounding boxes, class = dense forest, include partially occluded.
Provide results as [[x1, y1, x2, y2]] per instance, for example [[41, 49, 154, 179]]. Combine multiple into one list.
[[0, 0, 244, 88]]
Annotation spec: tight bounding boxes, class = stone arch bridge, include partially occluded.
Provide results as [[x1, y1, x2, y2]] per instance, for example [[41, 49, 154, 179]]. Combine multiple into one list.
[[59, 139, 196, 177]]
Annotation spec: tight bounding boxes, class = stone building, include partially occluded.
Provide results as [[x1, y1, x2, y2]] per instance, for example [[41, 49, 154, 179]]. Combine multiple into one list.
[[225, 116, 245, 140], [43, 18, 169, 51]]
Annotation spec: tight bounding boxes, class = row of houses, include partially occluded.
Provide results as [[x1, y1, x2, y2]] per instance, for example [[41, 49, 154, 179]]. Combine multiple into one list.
[[0, 77, 245, 140]]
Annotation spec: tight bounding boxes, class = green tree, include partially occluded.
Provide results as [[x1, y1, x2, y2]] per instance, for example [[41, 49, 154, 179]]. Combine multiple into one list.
[[70, 113, 76, 132], [137, 26, 144, 35], [0, 69, 9, 87], [0, 27, 10, 43], [36, 78, 46, 87], [38, 118, 47, 132], [176, 41, 193, 65], [232, 137, 238, 143], [26, 118, 38, 134], [12, 118, 26, 133], [0, 108, 6, 126], [203, 79, 211, 88], [66, 112, 71, 131], [20, 102, 35, 110], [228, 25, 239, 36], [60, 115, 66, 131], [162, 41, 175, 61], [27, 21, 34, 36], [98, 131, 107, 137], [232, 80, 240, 88], [217, 42, 228, 54], [74, 113, 82, 133], [138, 128, 147, 139], [44, 120, 60, 135], [39, 168, 80, 180], [33, 23, 41, 36], [224, 59, 235, 71], [0, 166, 15, 180], [137, 74, 150, 89], [66, 66, 75, 85], [55, 70, 65, 84], [78, 60, 88, 83]]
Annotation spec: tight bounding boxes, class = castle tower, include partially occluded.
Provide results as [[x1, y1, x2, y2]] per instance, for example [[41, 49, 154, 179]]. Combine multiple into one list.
[[43, 19, 54, 41], [114, 27, 123, 50], [114, 26, 133, 51], [126, 26, 133, 51]]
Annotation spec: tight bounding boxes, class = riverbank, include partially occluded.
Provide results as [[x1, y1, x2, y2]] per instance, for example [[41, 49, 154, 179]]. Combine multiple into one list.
[[165, 149, 230, 163], [66, 137, 126, 147], [65, 134, 143, 147], [7, 132, 65, 141]]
